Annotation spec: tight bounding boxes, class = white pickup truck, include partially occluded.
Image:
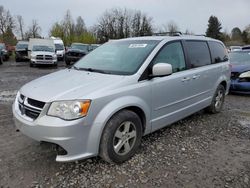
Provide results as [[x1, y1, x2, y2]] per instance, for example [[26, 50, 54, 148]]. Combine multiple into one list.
[[28, 38, 58, 67]]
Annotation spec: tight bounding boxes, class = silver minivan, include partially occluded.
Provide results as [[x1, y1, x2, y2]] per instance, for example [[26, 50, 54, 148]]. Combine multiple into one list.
[[13, 35, 231, 163]]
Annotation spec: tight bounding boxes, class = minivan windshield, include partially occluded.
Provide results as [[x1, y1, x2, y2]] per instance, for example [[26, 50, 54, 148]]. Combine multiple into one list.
[[71, 44, 88, 52], [74, 40, 159, 75], [32, 45, 54, 52], [16, 43, 28, 50], [55, 43, 64, 50], [0, 43, 5, 50], [229, 51, 250, 65]]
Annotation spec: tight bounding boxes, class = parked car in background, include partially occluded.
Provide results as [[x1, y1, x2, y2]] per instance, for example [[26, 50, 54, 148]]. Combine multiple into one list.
[[52, 37, 65, 61], [0, 43, 9, 61], [0, 50, 3, 65], [229, 50, 250, 94], [242, 45, 250, 51], [229, 46, 242, 52], [13, 35, 230, 163], [65, 43, 89, 65], [15, 41, 29, 62], [28, 38, 57, 67], [89, 44, 100, 51]]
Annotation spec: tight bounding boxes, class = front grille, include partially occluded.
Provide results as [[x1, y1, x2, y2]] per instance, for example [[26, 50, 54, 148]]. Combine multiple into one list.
[[27, 98, 45, 109], [18, 94, 45, 120], [36, 55, 44, 60], [45, 55, 53, 60], [68, 52, 85, 57]]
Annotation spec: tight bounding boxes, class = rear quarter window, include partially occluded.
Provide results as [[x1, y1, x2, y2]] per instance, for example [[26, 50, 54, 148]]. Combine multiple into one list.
[[208, 41, 228, 63], [186, 41, 211, 68]]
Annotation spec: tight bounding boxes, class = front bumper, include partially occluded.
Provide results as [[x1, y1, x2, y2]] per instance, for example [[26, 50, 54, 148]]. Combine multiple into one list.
[[12, 99, 100, 162], [230, 79, 250, 94], [31, 58, 57, 65], [65, 55, 84, 63]]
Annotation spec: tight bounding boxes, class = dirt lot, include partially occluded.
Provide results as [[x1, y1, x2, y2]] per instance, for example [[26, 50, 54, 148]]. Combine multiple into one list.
[[0, 61, 250, 188]]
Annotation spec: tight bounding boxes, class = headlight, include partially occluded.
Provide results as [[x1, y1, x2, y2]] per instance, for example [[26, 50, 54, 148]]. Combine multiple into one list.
[[239, 71, 250, 78], [53, 54, 57, 59], [47, 100, 91, 120], [31, 54, 36, 59]]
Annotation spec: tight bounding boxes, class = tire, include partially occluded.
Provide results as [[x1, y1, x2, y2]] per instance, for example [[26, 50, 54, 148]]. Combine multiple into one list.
[[30, 62, 34, 67], [100, 110, 143, 164], [65, 60, 70, 66], [206, 84, 225, 114], [0, 55, 3, 64]]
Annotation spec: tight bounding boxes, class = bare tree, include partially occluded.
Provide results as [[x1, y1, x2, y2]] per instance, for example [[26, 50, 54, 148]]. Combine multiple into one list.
[[63, 10, 75, 39], [163, 21, 179, 34], [96, 8, 153, 42], [0, 5, 15, 35], [75, 16, 86, 36], [16, 15, 25, 40], [25, 19, 41, 39]]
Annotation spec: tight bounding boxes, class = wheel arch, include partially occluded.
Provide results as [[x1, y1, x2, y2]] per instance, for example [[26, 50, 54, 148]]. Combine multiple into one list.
[[88, 96, 151, 156]]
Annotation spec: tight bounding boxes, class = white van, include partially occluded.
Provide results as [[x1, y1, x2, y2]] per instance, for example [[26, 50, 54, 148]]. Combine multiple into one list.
[[28, 38, 57, 67], [51, 37, 65, 61]]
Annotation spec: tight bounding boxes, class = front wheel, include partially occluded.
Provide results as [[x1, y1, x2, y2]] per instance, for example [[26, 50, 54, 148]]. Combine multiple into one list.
[[206, 84, 225, 113], [65, 60, 70, 66], [100, 110, 143, 164]]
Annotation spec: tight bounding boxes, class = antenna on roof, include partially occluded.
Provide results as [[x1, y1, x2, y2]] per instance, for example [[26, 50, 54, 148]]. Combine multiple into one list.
[[152, 32, 182, 36]]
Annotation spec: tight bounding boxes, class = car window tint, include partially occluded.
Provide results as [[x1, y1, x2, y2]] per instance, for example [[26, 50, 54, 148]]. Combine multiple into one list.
[[186, 41, 211, 68], [152, 42, 186, 73], [209, 41, 228, 63]]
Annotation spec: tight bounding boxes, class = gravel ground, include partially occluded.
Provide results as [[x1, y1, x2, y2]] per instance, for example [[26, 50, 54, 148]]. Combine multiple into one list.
[[0, 61, 250, 188]]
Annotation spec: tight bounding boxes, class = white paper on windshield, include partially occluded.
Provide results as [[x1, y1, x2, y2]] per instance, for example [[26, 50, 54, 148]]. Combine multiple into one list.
[[129, 44, 147, 48]]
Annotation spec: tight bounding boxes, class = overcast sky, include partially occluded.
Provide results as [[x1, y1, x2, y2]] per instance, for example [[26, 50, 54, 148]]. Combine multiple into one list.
[[0, 0, 250, 37]]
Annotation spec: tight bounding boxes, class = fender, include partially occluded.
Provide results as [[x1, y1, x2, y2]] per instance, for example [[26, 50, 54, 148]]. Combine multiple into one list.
[[86, 96, 151, 155]]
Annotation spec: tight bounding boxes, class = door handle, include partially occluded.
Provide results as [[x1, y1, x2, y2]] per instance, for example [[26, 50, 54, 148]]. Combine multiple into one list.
[[192, 75, 200, 79], [182, 77, 191, 82]]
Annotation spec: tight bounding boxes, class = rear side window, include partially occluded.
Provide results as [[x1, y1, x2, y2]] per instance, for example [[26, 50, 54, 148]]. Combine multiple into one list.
[[208, 41, 228, 63], [186, 41, 211, 68]]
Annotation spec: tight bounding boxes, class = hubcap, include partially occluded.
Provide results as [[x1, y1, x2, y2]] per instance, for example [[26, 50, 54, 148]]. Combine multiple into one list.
[[113, 121, 137, 156], [215, 90, 223, 109]]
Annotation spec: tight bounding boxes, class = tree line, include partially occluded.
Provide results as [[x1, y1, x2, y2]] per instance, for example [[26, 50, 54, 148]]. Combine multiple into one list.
[[0, 5, 250, 46]]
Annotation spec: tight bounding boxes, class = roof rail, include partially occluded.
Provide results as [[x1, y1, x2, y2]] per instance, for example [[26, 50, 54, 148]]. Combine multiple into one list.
[[152, 32, 182, 36], [193, 34, 206, 37]]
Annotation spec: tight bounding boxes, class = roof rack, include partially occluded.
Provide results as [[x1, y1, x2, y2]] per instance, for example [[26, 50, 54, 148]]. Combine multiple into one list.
[[152, 32, 182, 36], [193, 34, 206, 37]]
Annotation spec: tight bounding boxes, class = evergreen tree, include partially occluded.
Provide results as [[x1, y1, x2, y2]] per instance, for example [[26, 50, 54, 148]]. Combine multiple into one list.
[[206, 16, 222, 40]]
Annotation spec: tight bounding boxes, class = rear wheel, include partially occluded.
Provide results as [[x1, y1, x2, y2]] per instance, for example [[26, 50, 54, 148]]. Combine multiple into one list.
[[0, 56, 3, 64], [100, 110, 143, 164], [206, 84, 225, 113], [65, 60, 70, 66], [29, 62, 34, 67]]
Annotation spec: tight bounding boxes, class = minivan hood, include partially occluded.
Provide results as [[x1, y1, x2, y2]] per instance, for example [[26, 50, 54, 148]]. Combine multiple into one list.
[[31, 51, 55, 56], [20, 69, 125, 102]]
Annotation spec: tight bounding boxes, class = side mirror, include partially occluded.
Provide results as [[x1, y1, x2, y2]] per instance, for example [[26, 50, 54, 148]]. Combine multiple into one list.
[[152, 63, 173, 77]]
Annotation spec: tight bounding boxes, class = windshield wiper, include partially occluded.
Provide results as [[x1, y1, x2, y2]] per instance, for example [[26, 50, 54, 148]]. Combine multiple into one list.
[[76, 67, 112, 74]]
